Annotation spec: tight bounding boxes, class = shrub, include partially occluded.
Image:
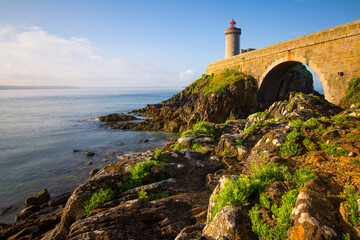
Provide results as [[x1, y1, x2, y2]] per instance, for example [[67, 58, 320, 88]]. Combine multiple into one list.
[[122, 160, 165, 191], [281, 130, 303, 157], [250, 189, 299, 240], [172, 143, 180, 151], [154, 148, 167, 162], [212, 176, 264, 219], [181, 121, 216, 141], [302, 137, 318, 152], [84, 188, 117, 215], [138, 189, 149, 202], [344, 185, 360, 226], [259, 192, 270, 209], [192, 143, 208, 154], [292, 167, 316, 187], [319, 142, 348, 156], [304, 118, 319, 129]]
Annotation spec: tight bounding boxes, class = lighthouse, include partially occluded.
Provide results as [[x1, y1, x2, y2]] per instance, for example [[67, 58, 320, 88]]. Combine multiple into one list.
[[225, 19, 241, 59]]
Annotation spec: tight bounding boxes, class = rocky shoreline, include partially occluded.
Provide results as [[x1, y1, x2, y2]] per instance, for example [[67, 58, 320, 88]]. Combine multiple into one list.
[[1, 70, 359, 239]]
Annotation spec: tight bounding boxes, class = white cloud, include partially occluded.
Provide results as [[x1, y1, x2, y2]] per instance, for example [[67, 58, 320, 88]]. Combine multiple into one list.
[[179, 69, 200, 85], [0, 25, 196, 87]]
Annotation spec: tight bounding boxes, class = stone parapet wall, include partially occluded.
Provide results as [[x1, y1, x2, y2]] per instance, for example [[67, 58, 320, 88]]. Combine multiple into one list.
[[206, 19, 360, 105]]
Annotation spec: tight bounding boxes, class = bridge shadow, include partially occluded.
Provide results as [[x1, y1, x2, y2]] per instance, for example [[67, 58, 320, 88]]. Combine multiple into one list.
[[257, 61, 324, 110]]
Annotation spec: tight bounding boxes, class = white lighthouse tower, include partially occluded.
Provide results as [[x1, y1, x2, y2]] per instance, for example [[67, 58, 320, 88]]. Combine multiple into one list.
[[225, 19, 241, 59]]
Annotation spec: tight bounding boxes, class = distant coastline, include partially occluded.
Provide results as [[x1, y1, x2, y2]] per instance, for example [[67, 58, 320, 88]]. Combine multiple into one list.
[[0, 85, 79, 90]]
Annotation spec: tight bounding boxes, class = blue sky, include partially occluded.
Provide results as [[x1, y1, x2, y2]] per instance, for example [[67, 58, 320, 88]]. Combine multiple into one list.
[[0, 0, 359, 88]]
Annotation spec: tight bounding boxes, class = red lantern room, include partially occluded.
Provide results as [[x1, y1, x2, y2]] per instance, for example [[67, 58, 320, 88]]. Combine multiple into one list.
[[229, 19, 236, 29]]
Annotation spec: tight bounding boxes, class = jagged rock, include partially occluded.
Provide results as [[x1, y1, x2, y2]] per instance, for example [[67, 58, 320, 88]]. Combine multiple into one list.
[[0, 205, 14, 216], [85, 152, 95, 157], [89, 169, 99, 176], [15, 205, 40, 222], [251, 129, 286, 155], [48, 192, 72, 207], [287, 179, 348, 239], [206, 175, 240, 224], [267, 92, 342, 120], [202, 205, 256, 240], [98, 113, 138, 122], [177, 135, 194, 150], [175, 223, 205, 240], [25, 189, 50, 207]]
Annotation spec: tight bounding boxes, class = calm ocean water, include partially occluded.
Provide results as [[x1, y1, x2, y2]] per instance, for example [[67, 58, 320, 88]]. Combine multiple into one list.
[[0, 88, 180, 223]]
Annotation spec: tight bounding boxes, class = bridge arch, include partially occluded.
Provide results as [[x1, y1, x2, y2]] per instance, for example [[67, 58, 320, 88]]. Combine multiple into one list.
[[257, 57, 327, 109]]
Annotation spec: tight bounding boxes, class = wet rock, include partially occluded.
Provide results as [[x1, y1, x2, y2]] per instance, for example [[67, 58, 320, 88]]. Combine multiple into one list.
[[85, 152, 95, 157], [98, 113, 138, 122], [86, 161, 92, 165], [89, 169, 99, 176], [138, 139, 150, 143], [0, 205, 14, 216], [48, 192, 72, 207], [15, 205, 40, 222], [25, 189, 50, 207], [72, 149, 80, 153]]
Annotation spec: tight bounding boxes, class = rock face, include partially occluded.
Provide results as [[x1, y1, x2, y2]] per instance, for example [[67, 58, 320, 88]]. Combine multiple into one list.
[[276, 64, 321, 101], [25, 189, 50, 207], [98, 113, 138, 122], [2, 76, 359, 239]]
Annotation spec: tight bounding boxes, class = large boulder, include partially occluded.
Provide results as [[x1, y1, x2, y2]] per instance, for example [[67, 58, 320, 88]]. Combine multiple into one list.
[[25, 188, 50, 206], [202, 205, 256, 240], [287, 179, 349, 239]]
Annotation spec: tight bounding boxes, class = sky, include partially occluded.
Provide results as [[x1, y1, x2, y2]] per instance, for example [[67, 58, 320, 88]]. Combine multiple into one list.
[[0, 0, 359, 89]]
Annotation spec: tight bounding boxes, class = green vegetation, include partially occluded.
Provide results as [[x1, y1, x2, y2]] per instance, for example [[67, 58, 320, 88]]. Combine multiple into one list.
[[181, 121, 216, 141], [172, 143, 180, 151], [122, 160, 166, 191], [281, 129, 303, 157], [291, 167, 316, 187], [259, 192, 270, 209], [221, 150, 230, 157], [213, 151, 316, 239], [154, 148, 167, 162], [237, 120, 273, 146], [191, 143, 208, 154], [250, 189, 299, 240], [319, 142, 348, 156], [84, 158, 167, 215], [344, 185, 360, 226], [185, 69, 256, 96], [340, 77, 360, 108], [212, 176, 264, 219], [252, 111, 272, 121], [84, 188, 117, 215], [137, 189, 170, 203]]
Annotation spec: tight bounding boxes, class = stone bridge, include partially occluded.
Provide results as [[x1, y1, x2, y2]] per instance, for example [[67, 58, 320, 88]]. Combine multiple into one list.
[[206, 20, 360, 106]]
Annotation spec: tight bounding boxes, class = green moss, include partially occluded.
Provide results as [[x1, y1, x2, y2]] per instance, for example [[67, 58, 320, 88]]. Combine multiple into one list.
[[340, 77, 360, 107], [192, 143, 208, 154], [185, 70, 256, 97], [259, 192, 270, 209], [181, 121, 216, 141], [138, 189, 170, 203], [84, 188, 117, 215]]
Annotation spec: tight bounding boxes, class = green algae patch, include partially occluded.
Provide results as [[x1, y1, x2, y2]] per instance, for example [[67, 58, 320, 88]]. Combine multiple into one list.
[[340, 77, 360, 108], [186, 69, 256, 96]]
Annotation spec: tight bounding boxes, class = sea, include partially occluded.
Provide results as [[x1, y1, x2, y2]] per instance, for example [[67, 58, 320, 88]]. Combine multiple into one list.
[[0, 87, 180, 224]]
